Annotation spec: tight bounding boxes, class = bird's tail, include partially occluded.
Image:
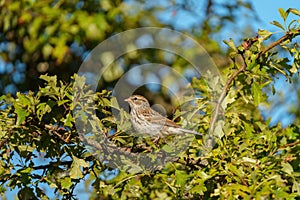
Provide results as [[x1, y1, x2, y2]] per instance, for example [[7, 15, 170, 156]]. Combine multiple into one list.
[[179, 128, 202, 136]]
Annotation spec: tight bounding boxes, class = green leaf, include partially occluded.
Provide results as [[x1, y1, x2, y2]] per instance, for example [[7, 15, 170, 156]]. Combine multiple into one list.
[[226, 163, 244, 178], [37, 102, 52, 121], [197, 171, 211, 181], [73, 75, 86, 91], [242, 121, 254, 137], [281, 162, 293, 176], [223, 38, 238, 52], [15, 108, 29, 125], [63, 112, 74, 127], [40, 74, 57, 84], [162, 144, 174, 153], [213, 120, 225, 138], [241, 157, 258, 164], [288, 20, 298, 32], [18, 145, 35, 152], [251, 82, 262, 106], [270, 21, 285, 31], [278, 8, 288, 22], [110, 96, 120, 110], [175, 170, 190, 187], [61, 177, 72, 189], [190, 180, 206, 195], [16, 92, 31, 106], [70, 155, 89, 179], [288, 8, 300, 17], [13, 92, 33, 125], [165, 181, 177, 194], [20, 167, 33, 174], [292, 180, 300, 194], [258, 29, 273, 39]]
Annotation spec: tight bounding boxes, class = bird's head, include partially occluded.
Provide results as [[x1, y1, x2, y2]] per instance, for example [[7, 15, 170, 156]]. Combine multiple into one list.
[[124, 95, 150, 110]]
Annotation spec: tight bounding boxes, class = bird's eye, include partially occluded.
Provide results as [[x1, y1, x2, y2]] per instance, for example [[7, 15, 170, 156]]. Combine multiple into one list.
[[133, 97, 138, 101]]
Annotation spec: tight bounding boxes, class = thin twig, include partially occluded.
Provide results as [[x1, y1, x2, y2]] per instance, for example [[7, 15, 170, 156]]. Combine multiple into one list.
[[0, 130, 12, 148], [205, 0, 213, 16], [113, 174, 138, 190], [44, 124, 71, 143], [279, 140, 300, 149], [209, 62, 246, 133], [32, 156, 95, 170], [257, 29, 300, 59]]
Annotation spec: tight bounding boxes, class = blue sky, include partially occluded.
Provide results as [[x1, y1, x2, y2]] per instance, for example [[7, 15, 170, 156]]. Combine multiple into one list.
[[252, 0, 300, 31], [252, 0, 299, 127]]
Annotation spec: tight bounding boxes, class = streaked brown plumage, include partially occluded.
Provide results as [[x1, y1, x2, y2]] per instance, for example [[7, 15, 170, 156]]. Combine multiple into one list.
[[125, 95, 201, 137]]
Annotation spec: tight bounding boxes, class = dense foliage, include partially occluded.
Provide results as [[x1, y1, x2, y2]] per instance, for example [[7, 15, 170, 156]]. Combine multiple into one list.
[[0, 1, 299, 199]]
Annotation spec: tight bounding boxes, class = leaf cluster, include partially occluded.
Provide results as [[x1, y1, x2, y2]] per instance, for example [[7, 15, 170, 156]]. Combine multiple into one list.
[[0, 5, 299, 200]]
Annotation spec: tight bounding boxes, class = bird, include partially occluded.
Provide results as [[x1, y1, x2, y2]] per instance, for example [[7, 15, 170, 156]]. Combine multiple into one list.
[[124, 95, 201, 138]]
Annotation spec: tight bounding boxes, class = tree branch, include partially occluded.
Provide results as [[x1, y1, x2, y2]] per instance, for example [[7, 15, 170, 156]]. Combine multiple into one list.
[[279, 140, 300, 149], [209, 29, 300, 136], [209, 62, 246, 134], [32, 156, 95, 171], [44, 124, 71, 143], [257, 29, 300, 59]]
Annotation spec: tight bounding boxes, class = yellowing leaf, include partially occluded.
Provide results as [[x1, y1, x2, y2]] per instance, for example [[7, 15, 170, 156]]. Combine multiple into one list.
[[278, 8, 288, 21], [288, 8, 300, 17], [20, 167, 33, 174], [61, 177, 72, 189]]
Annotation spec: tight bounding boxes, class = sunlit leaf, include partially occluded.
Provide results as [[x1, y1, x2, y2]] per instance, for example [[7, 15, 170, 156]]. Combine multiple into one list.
[[70, 155, 89, 179], [223, 38, 238, 52], [278, 8, 288, 22], [61, 177, 72, 190], [258, 29, 273, 39], [270, 21, 285, 31], [288, 8, 300, 17], [281, 162, 294, 176], [251, 82, 262, 106]]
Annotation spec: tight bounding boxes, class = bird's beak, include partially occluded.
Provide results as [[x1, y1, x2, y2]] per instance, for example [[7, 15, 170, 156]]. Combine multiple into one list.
[[124, 98, 130, 102]]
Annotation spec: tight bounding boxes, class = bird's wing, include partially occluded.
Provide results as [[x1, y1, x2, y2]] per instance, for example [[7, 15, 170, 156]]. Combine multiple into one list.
[[143, 109, 180, 128], [144, 109, 202, 135], [149, 115, 180, 128], [177, 128, 202, 135]]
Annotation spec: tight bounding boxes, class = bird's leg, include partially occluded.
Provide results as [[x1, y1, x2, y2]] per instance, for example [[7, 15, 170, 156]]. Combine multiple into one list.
[[153, 136, 161, 146]]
